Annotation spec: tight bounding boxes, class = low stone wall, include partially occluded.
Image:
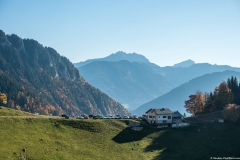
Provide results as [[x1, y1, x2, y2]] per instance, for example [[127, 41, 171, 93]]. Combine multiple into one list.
[[172, 122, 190, 128]]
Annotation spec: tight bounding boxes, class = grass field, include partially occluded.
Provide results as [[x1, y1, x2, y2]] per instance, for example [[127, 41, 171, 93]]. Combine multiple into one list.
[[0, 107, 240, 160], [185, 111, 223, 123], [0, 106, 34, 116]]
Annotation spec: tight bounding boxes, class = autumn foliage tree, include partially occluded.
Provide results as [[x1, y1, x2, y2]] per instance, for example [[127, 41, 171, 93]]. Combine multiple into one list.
[[0, 93, 7, 106], [222, 104, 240, 122], [184, 91, 205, 115], [185, 79, 236, 115]]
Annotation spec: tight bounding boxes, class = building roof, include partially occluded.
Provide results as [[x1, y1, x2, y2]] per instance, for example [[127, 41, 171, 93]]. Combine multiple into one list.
[[146, 108, 173, 115], [172, 111, 183, 118]]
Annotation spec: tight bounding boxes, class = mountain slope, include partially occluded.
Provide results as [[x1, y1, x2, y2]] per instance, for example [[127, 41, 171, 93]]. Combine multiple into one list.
[[0, 30, 128, 116], [133, 70, 240, 116], [78, 60, 172, 110]]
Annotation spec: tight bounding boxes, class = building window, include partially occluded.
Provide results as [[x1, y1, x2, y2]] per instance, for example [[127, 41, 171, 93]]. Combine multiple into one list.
[[149, 115, 152, 118], [168, 116, 171, 119], [163, 116, 166, 118], [152, 116, 155, 118], [159, 116, 161, 118]]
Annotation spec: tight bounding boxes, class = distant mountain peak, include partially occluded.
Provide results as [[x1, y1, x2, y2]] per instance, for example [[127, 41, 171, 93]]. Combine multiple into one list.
[[173, 59, 195, 68], [105, 51, 150, 63], [74, 51, 150, 67]]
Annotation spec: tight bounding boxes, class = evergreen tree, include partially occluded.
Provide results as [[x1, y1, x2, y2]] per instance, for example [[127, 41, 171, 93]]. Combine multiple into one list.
[[204, 92, 215, 112], [213, 82, 233, 110], [227, 76, 240, 105]]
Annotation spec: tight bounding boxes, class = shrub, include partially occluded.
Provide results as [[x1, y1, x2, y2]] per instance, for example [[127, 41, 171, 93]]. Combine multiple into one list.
[[222, 104, 240, 123]]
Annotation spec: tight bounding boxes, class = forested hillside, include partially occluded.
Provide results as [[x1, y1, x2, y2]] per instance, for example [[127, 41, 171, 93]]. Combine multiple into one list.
[[0, 30, 128, 116]]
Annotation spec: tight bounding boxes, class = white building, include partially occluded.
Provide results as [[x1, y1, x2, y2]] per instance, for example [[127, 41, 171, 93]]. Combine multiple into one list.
[[146, 108, 173, 125]]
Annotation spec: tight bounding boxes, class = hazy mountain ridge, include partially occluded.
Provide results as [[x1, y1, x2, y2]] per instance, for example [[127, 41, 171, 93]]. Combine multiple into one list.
[[78, 60, 172, 110], [159, 63, 240, 88], [133, 70, 240, 116], [74, 51, 150, 68], [0, 30, 128, 116]]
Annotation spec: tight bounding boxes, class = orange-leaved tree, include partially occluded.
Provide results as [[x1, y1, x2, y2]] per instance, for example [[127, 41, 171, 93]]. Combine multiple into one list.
[[184, 91, 205, 115], [0, 93, 7, 106]]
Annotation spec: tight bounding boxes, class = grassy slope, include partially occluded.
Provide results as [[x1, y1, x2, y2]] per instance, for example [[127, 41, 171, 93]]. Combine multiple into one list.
[[0, 107, 240, 160], [185, 111, 223, 123], [0, 106, 33, 116], [0, 118, 158, 160]]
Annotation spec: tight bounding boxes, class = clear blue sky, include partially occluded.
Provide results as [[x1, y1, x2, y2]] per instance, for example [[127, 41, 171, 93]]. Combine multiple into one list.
[[0, 0, 240, 67]]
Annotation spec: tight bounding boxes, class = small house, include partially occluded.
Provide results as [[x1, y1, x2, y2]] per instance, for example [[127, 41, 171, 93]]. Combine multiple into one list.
[[146, 108, 173, 125], [172, 111, 183, 123]]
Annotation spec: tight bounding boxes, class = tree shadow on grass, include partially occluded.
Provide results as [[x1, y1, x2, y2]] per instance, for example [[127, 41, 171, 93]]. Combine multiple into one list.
[[113, 121, 240, 160], [54, 119, 104, 132], [112, 120, 158, 143], [112, 126, 154, 143], [144, 123, 240, 160]]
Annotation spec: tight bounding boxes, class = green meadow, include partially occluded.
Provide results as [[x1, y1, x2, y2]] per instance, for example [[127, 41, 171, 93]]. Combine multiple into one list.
[[0, 107, 240, 160]]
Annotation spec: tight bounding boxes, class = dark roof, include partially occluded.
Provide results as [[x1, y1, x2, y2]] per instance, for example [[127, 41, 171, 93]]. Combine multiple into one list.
[[146, 108, 173, 115], [172, 111, 183, 118]]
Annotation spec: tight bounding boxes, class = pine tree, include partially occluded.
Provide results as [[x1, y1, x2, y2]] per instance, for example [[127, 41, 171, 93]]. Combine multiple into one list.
[[204, 92, 215, 112], [227, 76, 240, 105], [213, 82, 233, 110]]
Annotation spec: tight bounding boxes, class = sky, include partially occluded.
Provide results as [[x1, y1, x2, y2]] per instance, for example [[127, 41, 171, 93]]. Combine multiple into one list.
[[0, 0, 240, 67]]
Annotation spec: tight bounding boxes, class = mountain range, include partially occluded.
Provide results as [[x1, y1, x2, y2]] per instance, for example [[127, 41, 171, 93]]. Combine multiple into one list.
[[0, 30, 128, 116], [157, 63, 240, 88], [75, 52, 240, 111]]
